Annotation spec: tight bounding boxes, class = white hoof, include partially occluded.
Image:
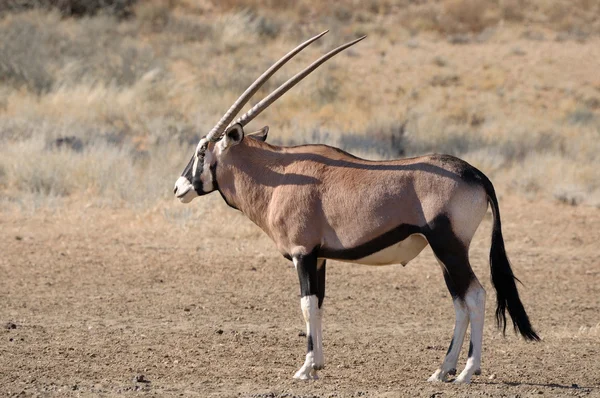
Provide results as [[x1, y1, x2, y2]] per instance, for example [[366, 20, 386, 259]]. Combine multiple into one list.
[[293, 365, 318, 380], [454, 369, 475, 384], [454, 364, 479, 384], [453, 375, 471, 384], [427, 369, 448, 383]]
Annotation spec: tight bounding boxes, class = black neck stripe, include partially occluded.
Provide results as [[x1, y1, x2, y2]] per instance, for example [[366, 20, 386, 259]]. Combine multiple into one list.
[[212, 161, 239, 211]]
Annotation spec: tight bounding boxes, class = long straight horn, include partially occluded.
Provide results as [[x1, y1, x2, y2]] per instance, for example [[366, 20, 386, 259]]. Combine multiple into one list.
[[235, 35, 366, 128], [205, 30, 329, 142]]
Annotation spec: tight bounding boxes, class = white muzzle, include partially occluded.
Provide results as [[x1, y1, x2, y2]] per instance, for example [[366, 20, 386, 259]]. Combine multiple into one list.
[[174, 177, 197, 203]]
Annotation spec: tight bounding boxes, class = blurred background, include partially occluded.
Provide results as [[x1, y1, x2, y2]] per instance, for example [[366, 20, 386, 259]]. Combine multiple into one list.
[[1, 0, 599, 211]]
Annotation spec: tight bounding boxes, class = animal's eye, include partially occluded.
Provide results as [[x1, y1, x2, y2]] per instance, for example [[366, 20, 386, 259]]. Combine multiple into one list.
[[196, 142, 209, 158]]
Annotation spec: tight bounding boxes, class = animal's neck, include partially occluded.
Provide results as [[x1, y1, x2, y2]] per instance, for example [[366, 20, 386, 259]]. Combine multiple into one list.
[[215, 141, 282, 236]]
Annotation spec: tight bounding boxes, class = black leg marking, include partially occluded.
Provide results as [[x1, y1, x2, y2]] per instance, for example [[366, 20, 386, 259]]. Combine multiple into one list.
[[468, 341, 474, 358], [446, 337, 454, 356], [443, 271, 459, 299], [446, 336, 456, 376], [295, 247, 320, 298], [316, 259, 326, 308], [295, 248, 326, 357], [426, 214, 475, 300]]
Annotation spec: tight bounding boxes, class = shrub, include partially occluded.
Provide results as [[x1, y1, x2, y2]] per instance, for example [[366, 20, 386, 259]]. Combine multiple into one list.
[[0, 11, 60, 93], [439, 0, 499, 33], [0, 0, 137, 18], [0, 10, 162, 92]]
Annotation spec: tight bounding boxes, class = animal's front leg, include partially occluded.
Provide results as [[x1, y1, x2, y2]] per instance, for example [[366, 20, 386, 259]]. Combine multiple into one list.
[[293, 253, 326, 380]]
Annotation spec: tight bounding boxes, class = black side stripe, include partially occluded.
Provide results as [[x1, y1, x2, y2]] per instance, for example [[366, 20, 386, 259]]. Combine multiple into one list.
[[318, 223, 421, 260], [318, 214, 474, 300]]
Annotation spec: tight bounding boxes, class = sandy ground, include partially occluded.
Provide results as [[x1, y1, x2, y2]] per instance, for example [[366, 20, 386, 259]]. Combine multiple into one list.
[[1, 195, 599, 397]]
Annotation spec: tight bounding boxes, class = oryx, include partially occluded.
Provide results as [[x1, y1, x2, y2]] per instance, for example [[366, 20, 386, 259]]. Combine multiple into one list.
[[173, 31, 539, 384]]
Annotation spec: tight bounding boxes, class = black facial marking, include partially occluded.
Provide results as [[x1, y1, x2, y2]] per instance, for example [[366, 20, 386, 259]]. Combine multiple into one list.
[[446, 337, 454, 356], [468, 341, 474, 357], [307, 335, 314, 352], [209, 163, 218, 189], [180, 155, 195, 181], [191, 152, 206, 195]]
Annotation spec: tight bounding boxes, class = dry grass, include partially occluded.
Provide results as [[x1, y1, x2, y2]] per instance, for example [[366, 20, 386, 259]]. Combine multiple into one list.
[[0, 1, 599, 211], [0, 0, 136, 18]]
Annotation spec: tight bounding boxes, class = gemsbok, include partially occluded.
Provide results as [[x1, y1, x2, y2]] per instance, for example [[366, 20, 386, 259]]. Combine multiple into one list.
[[173, 31, 539, 384]]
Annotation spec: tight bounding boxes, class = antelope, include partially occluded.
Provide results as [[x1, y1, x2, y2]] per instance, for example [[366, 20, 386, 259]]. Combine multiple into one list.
[[173, 31, 539, 384]]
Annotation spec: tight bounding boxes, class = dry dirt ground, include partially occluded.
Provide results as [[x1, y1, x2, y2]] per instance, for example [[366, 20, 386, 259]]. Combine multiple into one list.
[[1, 195, 599, 397]]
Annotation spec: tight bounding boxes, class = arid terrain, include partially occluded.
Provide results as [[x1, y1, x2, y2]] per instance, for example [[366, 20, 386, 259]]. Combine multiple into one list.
[[1, 1, 599, 397], [0, 194, 600, 397], [1, 195, 599, 397]]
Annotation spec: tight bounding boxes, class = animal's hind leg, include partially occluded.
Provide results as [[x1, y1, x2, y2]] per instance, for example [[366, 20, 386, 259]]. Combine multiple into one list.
[[426, 214, 483, 383], [427, 281, 469, 382], [455, 278, 485, 384]]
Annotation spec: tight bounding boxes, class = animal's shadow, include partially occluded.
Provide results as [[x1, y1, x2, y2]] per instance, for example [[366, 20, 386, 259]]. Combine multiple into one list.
[[472, 380, 596, 391]]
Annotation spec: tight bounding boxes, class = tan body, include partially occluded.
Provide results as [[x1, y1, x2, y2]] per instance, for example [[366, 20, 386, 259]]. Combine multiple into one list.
[[217, 137, 488, 262]]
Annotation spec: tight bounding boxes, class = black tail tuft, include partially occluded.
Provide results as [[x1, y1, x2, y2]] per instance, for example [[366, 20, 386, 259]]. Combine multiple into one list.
[[480, 172, 540, 341], [490, 222, 540, 341]]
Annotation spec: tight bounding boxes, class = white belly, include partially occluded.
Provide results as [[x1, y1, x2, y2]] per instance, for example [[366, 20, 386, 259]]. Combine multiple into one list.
[[341, 234, 428, 266]]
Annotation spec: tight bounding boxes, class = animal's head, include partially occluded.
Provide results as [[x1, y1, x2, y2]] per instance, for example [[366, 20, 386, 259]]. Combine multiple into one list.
[[173, 124, 268, 203], [173, 31, 365, 204]]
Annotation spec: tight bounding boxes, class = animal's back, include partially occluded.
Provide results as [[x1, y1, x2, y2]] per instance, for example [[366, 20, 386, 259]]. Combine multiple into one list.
[[274, 144, 489, 256]]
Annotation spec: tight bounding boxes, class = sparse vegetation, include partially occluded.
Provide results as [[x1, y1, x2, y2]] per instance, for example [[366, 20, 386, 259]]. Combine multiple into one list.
[[0, 0, 137, 18], [0, 0, 599, 210]]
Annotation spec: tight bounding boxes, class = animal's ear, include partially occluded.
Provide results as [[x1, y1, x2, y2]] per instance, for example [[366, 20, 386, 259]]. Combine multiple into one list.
[[247, 126, 269, 142], [223, 123, 244, 147]]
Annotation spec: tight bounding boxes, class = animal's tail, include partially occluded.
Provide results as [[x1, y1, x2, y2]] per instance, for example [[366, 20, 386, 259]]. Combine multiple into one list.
[[479, 172, 540, 341]]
